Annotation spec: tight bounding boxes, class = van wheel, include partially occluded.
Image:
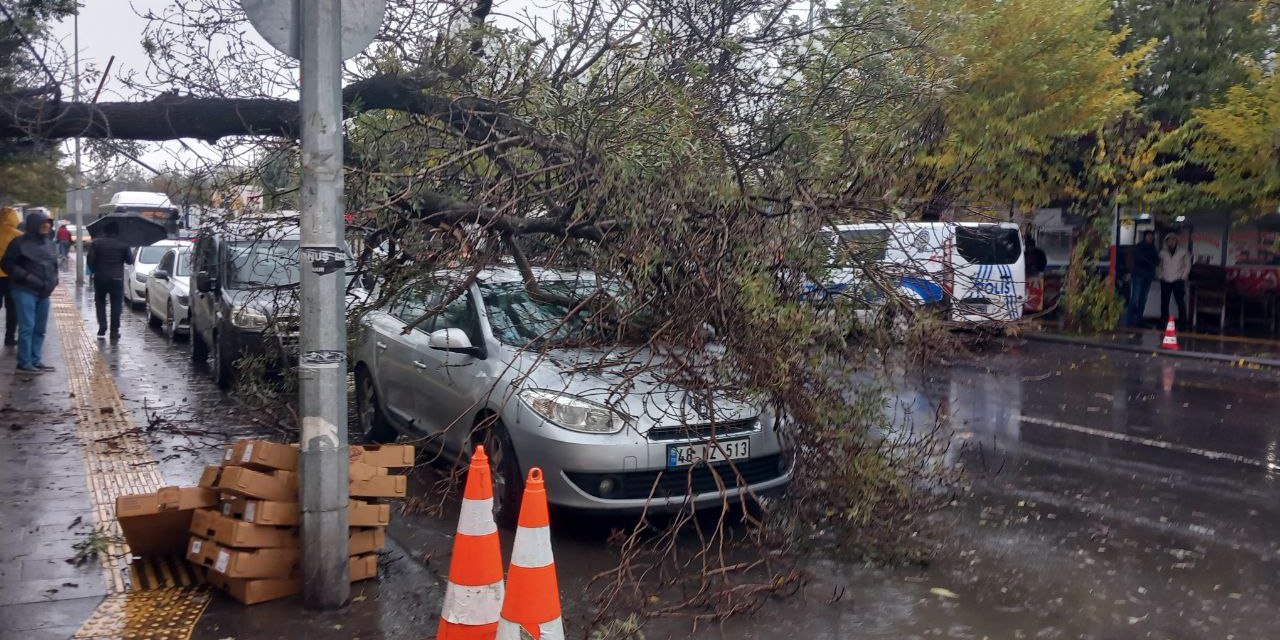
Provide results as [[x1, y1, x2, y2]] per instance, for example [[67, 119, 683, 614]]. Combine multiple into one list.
[[355, 366, 396, 444], [165, 302, 180, 342], [211, 332, 233, 389], [191, 327, 209, 363], [480, 420, 523, 529]]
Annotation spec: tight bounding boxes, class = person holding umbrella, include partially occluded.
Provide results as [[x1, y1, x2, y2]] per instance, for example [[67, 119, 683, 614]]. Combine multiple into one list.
[[86, 221, 134, 340], [1, 211, 59, 375]]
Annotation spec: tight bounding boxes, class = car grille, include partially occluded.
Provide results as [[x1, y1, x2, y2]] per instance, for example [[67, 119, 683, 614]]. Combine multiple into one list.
[[565, 454, 787, 500], [646, 418, 760, 442]]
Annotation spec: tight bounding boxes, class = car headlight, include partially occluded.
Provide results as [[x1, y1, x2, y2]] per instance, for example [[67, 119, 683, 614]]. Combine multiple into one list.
[[519, 389, 628, 434], [177, 294, 190, 306], [231, 305, 268, 330], [135, 273, 148, 283]]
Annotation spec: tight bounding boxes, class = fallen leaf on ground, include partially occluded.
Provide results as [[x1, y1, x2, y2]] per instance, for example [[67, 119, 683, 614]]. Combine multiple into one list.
[[929, 587, 959, 599]]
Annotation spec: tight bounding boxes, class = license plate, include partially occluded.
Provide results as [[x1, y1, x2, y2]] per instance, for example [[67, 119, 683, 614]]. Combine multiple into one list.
[[667, 439, 750, 468]]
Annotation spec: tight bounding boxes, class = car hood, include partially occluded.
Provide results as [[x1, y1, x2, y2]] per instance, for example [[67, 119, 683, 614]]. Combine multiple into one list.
[[512, 346, 758, 430]]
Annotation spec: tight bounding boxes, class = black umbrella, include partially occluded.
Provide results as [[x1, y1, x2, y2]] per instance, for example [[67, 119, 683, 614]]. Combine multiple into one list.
[[88, 213, 169, 247]]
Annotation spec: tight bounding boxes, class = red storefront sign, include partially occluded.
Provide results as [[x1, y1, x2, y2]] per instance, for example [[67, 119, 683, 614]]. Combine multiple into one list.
[[1226, 266, 1280, 294]]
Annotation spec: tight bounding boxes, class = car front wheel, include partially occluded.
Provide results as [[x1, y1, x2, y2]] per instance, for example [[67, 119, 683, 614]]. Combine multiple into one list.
[[481, 420, 523, 529], [355, 367, 396, 444], [211, 331, 233, 389]]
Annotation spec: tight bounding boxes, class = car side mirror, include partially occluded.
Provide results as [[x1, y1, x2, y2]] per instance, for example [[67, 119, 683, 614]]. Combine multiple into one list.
[[153, 269, 170, 281], [428, 328, 484, 358], [195, 271, 216, 293]]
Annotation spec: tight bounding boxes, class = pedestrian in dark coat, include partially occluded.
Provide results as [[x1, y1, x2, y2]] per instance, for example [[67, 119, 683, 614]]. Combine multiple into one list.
[[86, 221, 133, 339], [0, 211, 59, 374]]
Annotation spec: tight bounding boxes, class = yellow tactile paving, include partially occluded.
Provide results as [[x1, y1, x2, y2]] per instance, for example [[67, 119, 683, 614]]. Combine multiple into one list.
[[49, 288, 211, 640]]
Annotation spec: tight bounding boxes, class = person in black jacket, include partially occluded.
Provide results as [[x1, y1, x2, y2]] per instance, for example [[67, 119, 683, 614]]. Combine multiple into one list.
[[1126, 230, 1160, 327], [1, 211, 59, 375], [86, 222, 134, 340]]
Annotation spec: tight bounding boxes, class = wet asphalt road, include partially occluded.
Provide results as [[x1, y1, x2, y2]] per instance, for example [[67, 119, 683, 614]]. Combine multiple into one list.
[[77, 288, 1280, 640]]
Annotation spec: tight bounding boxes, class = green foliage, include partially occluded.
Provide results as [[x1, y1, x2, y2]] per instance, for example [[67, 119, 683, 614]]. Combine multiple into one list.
[[1182, 68, 1280, 219], [1110, 0, 1277, 127], [1063, 231, 1123, 333], [901, 0, 1147, 211], [0, 150, 68, 205]]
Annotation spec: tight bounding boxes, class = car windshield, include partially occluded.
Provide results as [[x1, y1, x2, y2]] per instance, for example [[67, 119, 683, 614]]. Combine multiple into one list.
[[956, 226, 1022, 265], [137, 246, 169, 264], [227, 240, 301, 288], [175, 251, 192, 277], [479, 280, 622, 347]]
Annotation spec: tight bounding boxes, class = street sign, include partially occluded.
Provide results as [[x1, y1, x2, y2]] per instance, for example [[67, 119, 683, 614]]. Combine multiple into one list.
[[65, 188, 91, 218], [241, 0, 386, 60]]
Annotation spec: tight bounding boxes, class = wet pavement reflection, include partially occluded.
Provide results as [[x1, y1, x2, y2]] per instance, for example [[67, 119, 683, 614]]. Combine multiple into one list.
[[80, 284, 1280, 639]]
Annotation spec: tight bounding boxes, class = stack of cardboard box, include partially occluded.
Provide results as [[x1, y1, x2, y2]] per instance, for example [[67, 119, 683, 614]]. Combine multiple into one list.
[[183, 440, 413, 604]]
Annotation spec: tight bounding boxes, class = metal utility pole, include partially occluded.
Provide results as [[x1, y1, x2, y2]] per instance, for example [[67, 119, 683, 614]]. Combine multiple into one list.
[[241, 0, 384, 609], [73, 12, 84, 285], [298, 0, 350, 608]]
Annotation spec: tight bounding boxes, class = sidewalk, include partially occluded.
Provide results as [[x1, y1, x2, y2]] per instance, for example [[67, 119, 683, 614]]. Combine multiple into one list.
[[1027, 325, 1280, 368], [1, 285, 443, 640], [0, 297, 109, 638]]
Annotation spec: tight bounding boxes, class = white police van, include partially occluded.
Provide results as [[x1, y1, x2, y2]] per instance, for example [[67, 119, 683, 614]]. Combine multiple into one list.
[[813, 221, 1025, 324]]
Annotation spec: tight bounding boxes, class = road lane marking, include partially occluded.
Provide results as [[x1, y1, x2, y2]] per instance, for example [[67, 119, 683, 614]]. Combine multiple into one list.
[[1018, 415, 1280, 472]]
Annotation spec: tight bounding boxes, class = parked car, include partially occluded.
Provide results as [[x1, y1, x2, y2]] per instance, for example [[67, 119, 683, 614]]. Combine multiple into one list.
[[351, 267, 793, 525], [124, 240, 189, 308], [189, 219, 367, 388], [144, 246, 193, 339], [189, 222, 302, 388]]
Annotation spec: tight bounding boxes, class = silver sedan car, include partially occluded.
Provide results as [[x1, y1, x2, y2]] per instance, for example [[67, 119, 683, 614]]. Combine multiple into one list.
[[352, 268, 792, 524]]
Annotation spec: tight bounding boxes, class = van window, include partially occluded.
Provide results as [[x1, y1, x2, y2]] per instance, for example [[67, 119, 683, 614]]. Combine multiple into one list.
[[831, 229, 889, 266], [956, 227, 1021, 265]]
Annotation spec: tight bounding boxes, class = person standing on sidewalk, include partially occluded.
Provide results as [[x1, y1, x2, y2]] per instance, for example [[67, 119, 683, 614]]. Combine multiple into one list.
[[1126, 230, 1159, 328], [55, 222, 72, 267], [0, 207, 21, 346], [1, 211, 59, 375], [85, 221, 132, 340], [1157, 232, 1191, 327]]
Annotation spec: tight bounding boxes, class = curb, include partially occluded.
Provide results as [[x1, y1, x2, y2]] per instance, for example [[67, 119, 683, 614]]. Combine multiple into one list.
[[1025, 332, 1280, 370]]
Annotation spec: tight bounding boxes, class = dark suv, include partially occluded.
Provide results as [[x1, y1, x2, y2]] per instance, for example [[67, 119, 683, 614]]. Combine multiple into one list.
[[189, 222, 302, 388]]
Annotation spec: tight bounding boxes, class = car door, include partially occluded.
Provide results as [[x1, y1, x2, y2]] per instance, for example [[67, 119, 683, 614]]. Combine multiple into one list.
[[148, 250, 175, 320], [190, 237, 220, 345], [413, 289, 489, 448], [370, 294, 434, 432]]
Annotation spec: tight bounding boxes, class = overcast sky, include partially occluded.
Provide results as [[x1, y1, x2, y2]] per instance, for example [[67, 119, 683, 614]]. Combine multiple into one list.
[[49, 1, 276, 172]]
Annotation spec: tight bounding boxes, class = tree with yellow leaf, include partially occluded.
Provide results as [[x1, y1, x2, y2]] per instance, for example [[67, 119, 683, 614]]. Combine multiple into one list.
[[1183, 69, 1280, 219], [900, 0, 1149, 216]]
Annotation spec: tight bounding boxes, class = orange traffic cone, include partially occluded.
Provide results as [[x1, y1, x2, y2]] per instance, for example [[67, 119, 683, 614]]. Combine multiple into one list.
[[1160, 316, 1179, 351], [496, 468, 563, 640], [439, 446, 505, 640]]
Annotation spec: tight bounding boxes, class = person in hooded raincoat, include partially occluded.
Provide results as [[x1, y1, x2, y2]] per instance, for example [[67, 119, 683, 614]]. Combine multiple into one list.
[[1, 210, 59, 375], [0, 207, 21, 346]]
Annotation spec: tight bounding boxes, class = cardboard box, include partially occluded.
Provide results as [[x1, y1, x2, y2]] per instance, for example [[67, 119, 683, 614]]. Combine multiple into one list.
[[229, 440, 299, 472], [349, 444, 415, 468], [216, 467, 298, 502], [187, 537, 299, 579], [198, 465, 223, 490], [190, 509, 299, 548], [349, 474, 406, 498], [220, 497, 391, 528], [116, 487, 219, 557], [348, 527, 386, 555], [204, 554, 378, 605], [348, 461, 390, 482]]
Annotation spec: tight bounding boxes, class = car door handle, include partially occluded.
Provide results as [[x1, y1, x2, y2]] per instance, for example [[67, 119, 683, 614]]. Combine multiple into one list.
[[376, 341, 388, 351], [412, 360, 429, 370]]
